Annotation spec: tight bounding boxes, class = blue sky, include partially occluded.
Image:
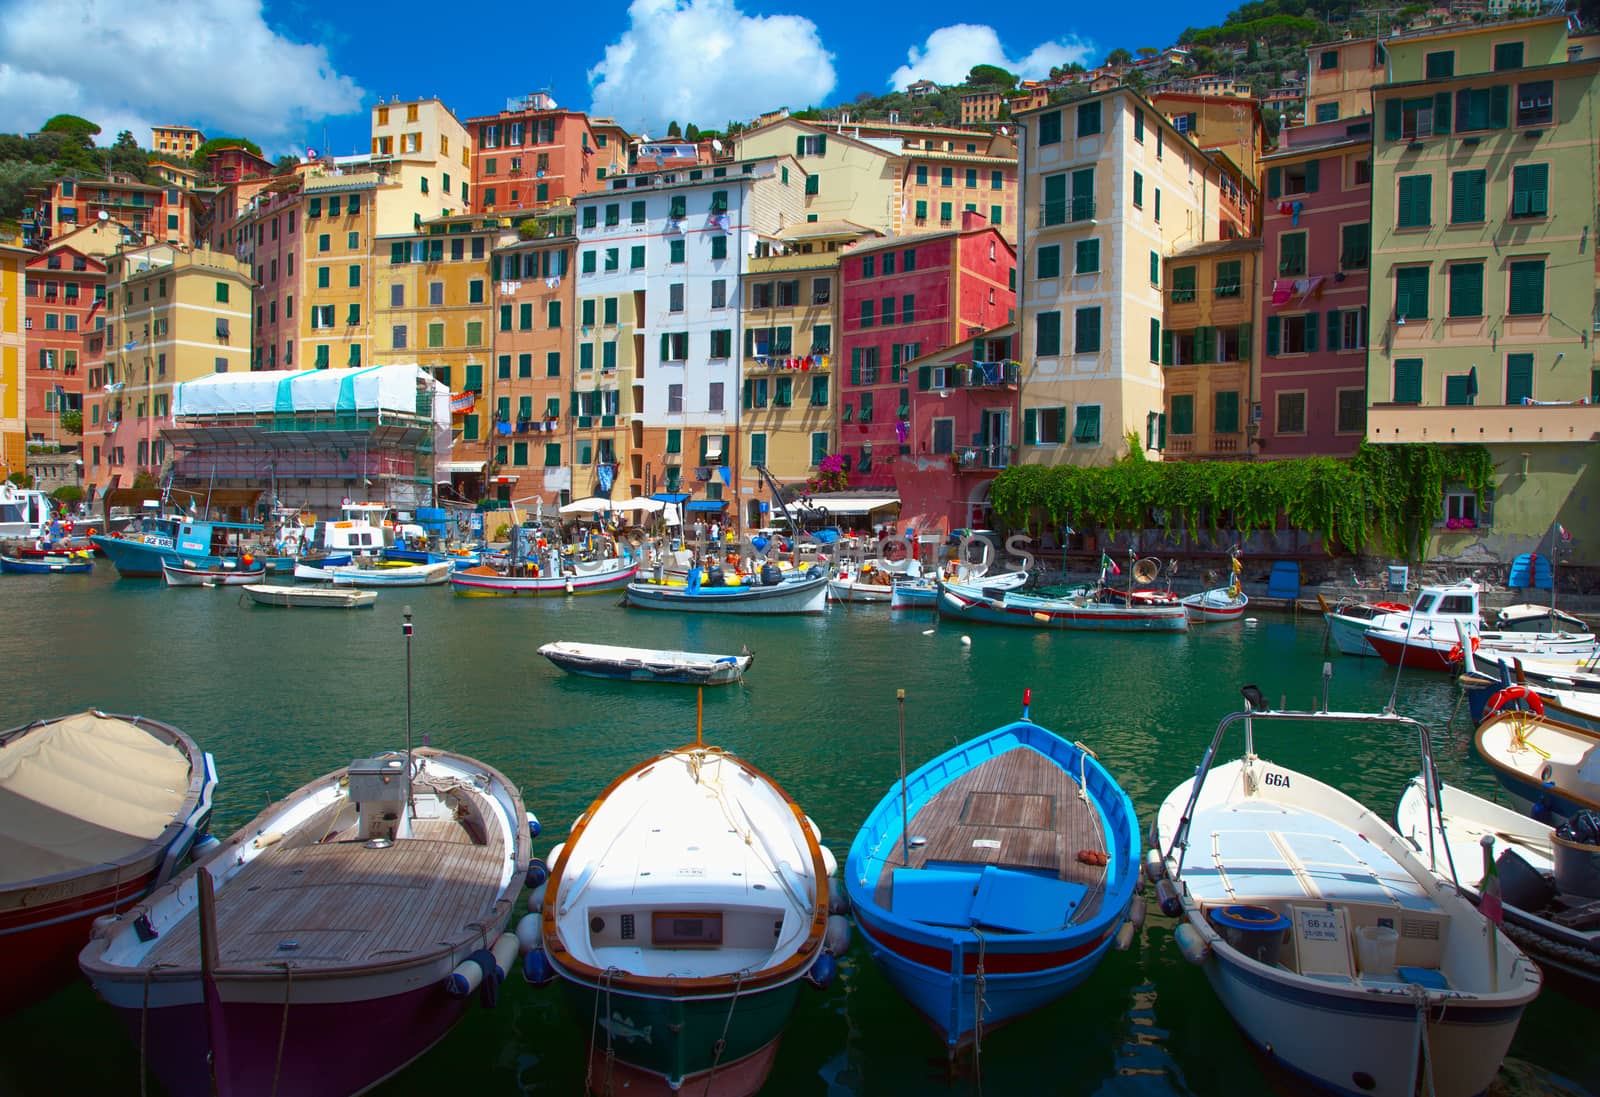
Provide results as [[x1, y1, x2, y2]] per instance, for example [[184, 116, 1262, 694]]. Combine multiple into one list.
[[0, 0, 1239, 155]]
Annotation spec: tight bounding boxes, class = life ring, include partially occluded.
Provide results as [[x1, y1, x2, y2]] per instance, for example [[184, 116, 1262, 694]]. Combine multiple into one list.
[[1485, 686, 1545, 718], [1445, 636, 1481, 662]]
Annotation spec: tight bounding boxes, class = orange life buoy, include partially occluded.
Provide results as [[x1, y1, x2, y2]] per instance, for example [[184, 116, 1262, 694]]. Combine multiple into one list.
[[1485, 686, 1545, 718], [1446, 636, 1481, 662]]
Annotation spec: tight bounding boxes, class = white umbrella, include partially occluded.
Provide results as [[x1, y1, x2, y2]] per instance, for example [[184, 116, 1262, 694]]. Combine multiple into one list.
[[559, 496, 614, 514], [613, 496, 666, 513]]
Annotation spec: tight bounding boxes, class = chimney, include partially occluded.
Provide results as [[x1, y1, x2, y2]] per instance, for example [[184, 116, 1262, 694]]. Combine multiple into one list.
[[960, 208, 987, 231]]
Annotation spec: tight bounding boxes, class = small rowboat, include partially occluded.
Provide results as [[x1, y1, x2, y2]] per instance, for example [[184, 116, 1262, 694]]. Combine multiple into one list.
[[0, 553, 92, 575], [449, 557, 639, 597], [297, 559, 453, 587], [1181, 586, 1248, 624], [1474, 708, 1600, 821], [539, 641, 753, 685], [161, 560, 266, 587], [625, 569, 829, 615], [939, 581, 1188, 631], [242, 584, 377, 609]]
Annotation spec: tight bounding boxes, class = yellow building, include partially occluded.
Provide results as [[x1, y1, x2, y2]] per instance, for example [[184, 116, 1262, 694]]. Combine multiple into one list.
[[960, 90, 1007, 124], [1304, 37, 1386, 124], [1150, 91, 1266, 189], [1160, 239, 1259, 459], [735, 119, 899, 235], [150, 125, 205, 158], [87, 246, 252, 484], [0, 242, 27, 477]]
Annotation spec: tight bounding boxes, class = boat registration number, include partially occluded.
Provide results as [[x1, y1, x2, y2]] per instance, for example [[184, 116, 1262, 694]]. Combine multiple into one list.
[[1262, 772, 1291, 788], [1298, 909, 1340, 942]]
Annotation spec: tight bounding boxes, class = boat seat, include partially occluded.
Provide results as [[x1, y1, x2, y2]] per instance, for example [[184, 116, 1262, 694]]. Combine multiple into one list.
[[1290, 905, 1354, 979], [969, 867, 1087, 933], [891, 867, 980, 927]]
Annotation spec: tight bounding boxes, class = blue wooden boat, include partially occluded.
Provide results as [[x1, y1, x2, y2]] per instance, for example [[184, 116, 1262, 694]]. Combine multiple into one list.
[[90, 519, 266, 579], [0, 553, 92, 574], [845, 695, 1139, 1055]]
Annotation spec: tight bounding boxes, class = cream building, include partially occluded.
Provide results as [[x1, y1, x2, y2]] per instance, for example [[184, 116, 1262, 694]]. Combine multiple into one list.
[[735, 119, 899, 235], [0, 242, 27, 477]]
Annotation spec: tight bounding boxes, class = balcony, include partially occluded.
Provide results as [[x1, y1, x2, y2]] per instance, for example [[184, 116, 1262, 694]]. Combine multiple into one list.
[[955, 444, 1014, 471], [1042, 197, 1095, 226], [962, 361, 1020, 388]]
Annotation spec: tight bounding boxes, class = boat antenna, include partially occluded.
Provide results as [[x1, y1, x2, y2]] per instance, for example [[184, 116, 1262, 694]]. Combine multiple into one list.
[[696, 686, 704, 747], [897, 688, 909, 865], [1383, 586, 1422, 714], [403, 605, 416, 817], [1320, 660, 1332, 713]]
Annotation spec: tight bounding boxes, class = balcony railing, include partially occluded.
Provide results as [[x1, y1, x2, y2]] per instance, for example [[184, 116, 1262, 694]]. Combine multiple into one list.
[[1042, 197, 1095, 226], [947, 361, 1020, 388], [956, 444, 1014, 470]]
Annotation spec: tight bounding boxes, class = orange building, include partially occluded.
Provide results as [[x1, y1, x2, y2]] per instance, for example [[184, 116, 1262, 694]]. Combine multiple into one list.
[[896, 132, 1019, 242], [23, 174, 193, 249], [1159, 239, 1260, 460], [151, 125, 204, 158], [1150, 91, 1266, 185], [467, 94, 621, 216], [23, 244, 106, 441], [1305, 37, 1386, 124]]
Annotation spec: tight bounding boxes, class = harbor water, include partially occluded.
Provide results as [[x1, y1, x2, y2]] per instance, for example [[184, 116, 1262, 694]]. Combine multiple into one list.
[[1, 572, 1595, 1096]]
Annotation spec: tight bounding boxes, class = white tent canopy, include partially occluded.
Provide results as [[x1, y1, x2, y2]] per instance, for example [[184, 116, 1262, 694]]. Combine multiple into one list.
[[612, 497, 666, 513], [559, 496, 614, 514], [173, 365, 443, 421], [807, 496, 901, 516]]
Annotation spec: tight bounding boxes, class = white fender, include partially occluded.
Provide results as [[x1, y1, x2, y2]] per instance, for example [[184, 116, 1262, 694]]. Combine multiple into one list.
[[1175, 922, 1210, 965], [446, 932, 520, 997], [820, 845, 838, 878], [515, 913, 541, 954], [824, 914, 852, 956]]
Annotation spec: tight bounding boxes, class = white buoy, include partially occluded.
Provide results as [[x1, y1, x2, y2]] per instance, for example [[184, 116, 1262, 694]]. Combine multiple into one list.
[[515, 912, 541, 953], [820, 845, 838, 877], [1244, 617, 1259, 625], [921, 628, 935, 636], [446, 931, 520, 997], [1175, 922, 1210, 965], [960, 635, 971, 646]]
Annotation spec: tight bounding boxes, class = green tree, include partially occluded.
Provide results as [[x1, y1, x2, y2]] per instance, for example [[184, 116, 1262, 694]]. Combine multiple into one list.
[[58, 409, 83, 436], [0, 160, 58, 220], [273, 154, 300, 175], [1137, 46, 1160, 59], [40, 114, 100, 147], [684, 123, 700, 142], [107, 131, 149, 178], [966, 64, 1019, 89], [51, 484, 85, 506], [666, 120, 682, 138], [1107, 48, 1134, 66]]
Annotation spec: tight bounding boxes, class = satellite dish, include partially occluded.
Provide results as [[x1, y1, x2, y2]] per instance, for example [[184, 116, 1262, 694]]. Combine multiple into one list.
[[98, 210, 109, 221], [711, 139, 723, 152]]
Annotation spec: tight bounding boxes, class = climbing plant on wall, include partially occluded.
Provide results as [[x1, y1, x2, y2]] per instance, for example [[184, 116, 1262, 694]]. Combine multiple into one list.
[[987, 443, 1493, 561]]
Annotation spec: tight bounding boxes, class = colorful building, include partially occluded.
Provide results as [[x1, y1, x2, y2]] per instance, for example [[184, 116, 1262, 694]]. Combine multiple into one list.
[[150, 125, 204, 158], [0, 242, 27, 479], [1160, 239, 1259, 460], [837, 213, 1016, 491], [204, 145, 273, 185], [467, 94, 613, 216], [23, 244, 106, 444], [897, 134, 1019, 241], [82, 246, 252, 487], [23, 175, 192, 250], [1014, 89, 1226, 466], [1256, 116, 1372, 457], [1368, 16, 1600, 556], [1304, 37, 1386, 124], [734, 119, 899, 235], [1149, 91, 1266, 193], [960, 90, 1008, 125]]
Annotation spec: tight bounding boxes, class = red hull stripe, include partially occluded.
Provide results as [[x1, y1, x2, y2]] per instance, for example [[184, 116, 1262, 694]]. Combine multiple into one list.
[[858, 915, 1113, 975], [0, 869, 160, 933]]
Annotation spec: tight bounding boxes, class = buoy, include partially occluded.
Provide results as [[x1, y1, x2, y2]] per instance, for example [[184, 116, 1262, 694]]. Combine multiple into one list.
[[515, 912, 540, 953], [824, 913, 852, 956], [828, 886, 851, 916], [1155, 878, 1182, 918], [921, 629, 935, 636], [548, 841, 566, 864], [565, 579, 574, 594], [446, 932, 519, 997], [1175, 922, 1210, 965], [523, 946, 558, 987], [525, 858, 550, 890], [1129, 897, 1147, 930], [1244, 617, 1258, 625], [1115, 921, 1136, 951], [528, 881, 548, 914], [1143, 848, 1166, 884], [820, 845, 838, 877], [960, 635, 971, 646], [526, 812, 542, 839], [805, 951, 837, 990]]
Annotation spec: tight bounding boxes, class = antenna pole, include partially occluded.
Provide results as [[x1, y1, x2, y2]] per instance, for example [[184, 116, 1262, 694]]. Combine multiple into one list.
[[696, 687, 704, 747], [403, 606, 415, 817], [897, 689, 909, 865]]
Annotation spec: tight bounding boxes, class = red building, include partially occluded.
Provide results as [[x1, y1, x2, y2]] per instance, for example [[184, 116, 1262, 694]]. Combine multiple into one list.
[[23, 244, 106, 439], [467, 95, 624, 215], [894, 324, 1020, 531], [205, 145, 273, 184], [1256, 117, 1372, 456], [837, 212, 1015, 490]]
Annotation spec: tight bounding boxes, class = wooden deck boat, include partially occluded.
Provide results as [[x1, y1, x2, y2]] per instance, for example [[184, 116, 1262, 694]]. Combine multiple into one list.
[[624, 569, 829, 615], [1366, 625, 1596, 673], [535, 724, 839, 1096], [1457, 641, 1600, 732], [1, 712, 216, 1015], [161, 560, 267, 587], [939, 580, 1188, 631], [449, 556, 639, 597], [80, 748, 531, 1097], [889, 567, 1026, 609], [294, 558, 453, 586], [845, 696, 1139, 1054], [1397, 777, 1600, 992], [1153, 694, 1539, 1097], [538, 641, 752, 685], [1474, 708, 1600, 822], [242, 584, 377, 609], [0, 552, 92, 574]]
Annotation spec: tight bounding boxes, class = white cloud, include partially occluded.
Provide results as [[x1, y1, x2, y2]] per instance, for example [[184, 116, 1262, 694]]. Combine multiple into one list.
[[588, 0, 836, 135], [0, 0, 364, 150], [888, 24, 1094, 89]]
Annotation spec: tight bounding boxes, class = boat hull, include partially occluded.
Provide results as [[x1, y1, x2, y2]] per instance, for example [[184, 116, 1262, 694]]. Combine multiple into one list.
[[89, 535, 182, 577], [162, 563, 266, 587], [323, 561, 453, 587], [1325, 613, 1381, 656], [890, 582, 937, 609], [1364, 631, 1460, 672], [827, 577, 893, 603], [0, 555, 91, 574], [939, 584, 1187, 631], [560, 979, 801, 1096], [241, 584, 377, 609], [539, 643, 750, 685], [1182, 589, 1247, 624], [625, 574, 828, 615], [449, 561, 639, 596]]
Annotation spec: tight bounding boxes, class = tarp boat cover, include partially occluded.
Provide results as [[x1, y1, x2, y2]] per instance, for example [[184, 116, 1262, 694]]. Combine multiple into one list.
[[0, 713, 191, 882], [173, 365, 449, 425]]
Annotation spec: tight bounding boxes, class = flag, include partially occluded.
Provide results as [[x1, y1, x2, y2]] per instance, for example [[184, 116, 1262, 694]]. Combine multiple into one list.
[[1479, 842, 1503, 925], [1100, 552, 1121, 576], [1559, 525, 1571, 542]]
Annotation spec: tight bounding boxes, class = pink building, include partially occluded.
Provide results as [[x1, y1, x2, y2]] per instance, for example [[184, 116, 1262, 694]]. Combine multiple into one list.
[[893, 324, 1019, 531], [837, 212, 1015, 490], [1257, 117, 1372, 456]]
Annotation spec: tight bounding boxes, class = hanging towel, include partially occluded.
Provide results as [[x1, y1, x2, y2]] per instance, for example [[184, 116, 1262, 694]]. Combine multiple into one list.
[[1291, 200, 1303, 227], [1270, 280, 1292, 307]]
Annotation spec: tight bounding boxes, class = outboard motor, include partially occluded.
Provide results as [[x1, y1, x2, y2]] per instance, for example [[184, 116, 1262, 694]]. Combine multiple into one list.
[[761, 562, 782, 586], [348, 756, 408, 842], [705, 563, 725, 587]]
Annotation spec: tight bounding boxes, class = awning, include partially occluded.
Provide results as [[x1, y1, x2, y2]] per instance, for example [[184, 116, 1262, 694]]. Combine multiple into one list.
[[613, 497, 666, 513], [809, 496, 900, 516], [684, 500, 727, 512], [437, 460, 486, 474], [559, 496, 614, 514], [651, 492, 691, 503]]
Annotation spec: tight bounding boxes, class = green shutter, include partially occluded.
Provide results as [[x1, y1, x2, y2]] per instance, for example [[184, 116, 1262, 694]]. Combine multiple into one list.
[[1394, 359, 1423, 403], [917, 366, 930, 391], [1384, 99, 1403, 141], [1508, 260, 1545, 315], [1022, 408, 1037, 445], [1214, 392, 1239, 433], [1266, 168, 1281, 200], [1149, 318, 1160, 363], [1266, 315, 1280, 356], [795, 136, 805, 157], [1505, 354, 1534, 404], [660, 333, 669, 361], [1449, 263, 1483, 317], [816, 134, 826, 155], [1327, 309, 1342, 351], [1488, 85, 1509, 128], [1303, 313, 1318, 353], [1451, 170, 1486, 224], [1305, 158, 1319, 193], [1433, 92, 1451, 134], [1161, 329, 1173, 366]]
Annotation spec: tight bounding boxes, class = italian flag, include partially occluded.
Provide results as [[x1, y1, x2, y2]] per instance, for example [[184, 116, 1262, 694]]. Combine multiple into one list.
[[1480, 842, 1504, 924], [1100, 552, 1121, 576]]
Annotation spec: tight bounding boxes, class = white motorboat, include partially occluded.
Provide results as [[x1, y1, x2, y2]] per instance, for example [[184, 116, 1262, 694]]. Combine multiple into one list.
[[1324, 582, 1593, 660], [161, 560, 267, 587], [538, 641, 752, 685], [299, 559, 453, 587], [1152, 691, 1540, 1097], [624, 568, 829, 615], [242, 584, 377, 609], [889, 566, 1025, 609], [1181, 587, 1248, 624]]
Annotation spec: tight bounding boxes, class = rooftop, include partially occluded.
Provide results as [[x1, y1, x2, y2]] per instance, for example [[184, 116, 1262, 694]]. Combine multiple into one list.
[[1171, 237, 1261, 260]]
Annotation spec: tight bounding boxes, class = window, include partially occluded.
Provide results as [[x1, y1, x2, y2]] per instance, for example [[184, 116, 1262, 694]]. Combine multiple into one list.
[[1074, 239, 1098, 274], [1171, 266, 1196, 303], [810, 432, 830, 466], [1074, 307, 1101, 354], [811, 375, 829, 406], [630, 245, 645, 270], [1133, 112, 1144, 143], [1077, 100, 1101, 137], [1279, 233, 1307, 277], [1216, 261, 1242, 298], [1214, 391, 1240, 433], [1444, 488, 1479, 527], [427, 322, 444, 348], [1266, 313, 1317, 355], [1320, 49, 1339, 70], [582, 207, 597, 230], [1450, 170, 1486, 225], [1511, 164, 1548, 219], [1170, 394, 1195, 435], [1038, 110, 1062, 145], [603, 298, 618, 325], [1073, 405, 1100, 444], [1448, 262, 1483, 318], [881, 296, 896, 325], [392, 324, 408, 348], [709, 329, 732, 358], [581, 251, 596, 274], [1393, 359, 1423, 403], [1026, 406, 1067, 445], [1132, 171, 1143, 208], [604, 248, 619, 271], [215, 282, 229, 303], [1445, 373, 1475, 406], [1340, 223, 1370, 270], [860, 299, 875, 328], [1397, 175, 1431, 228], [1035, 311, 1061, 356], [708, 383, 725, 412], [1154, 188, 1162, 222], [1494, 42, 1524, 72], [317, 267, 330, 289], [1316, 103, 1339, 124], [1516, 80, 1553, 127], [1150, 251, 1160, 287], [1276, 391, 1307, 434], [939, 202, 952, 224], [1328, 307, 1368, 351], [1037, 245, 1061, 279], [669, 239, 685, 264], [1425, 51, 1454, 79], [465, 320, 482, 345], [1395, 266, 1429, 320], [1506, 353, 1533, 404], [1507, 259, 1544, 315], [1336, 388, 1366, 433], [903, 248, 916, 272]]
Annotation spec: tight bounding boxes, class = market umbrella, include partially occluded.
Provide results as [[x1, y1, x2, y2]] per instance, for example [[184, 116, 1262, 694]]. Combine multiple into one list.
[[612, 497, 666, 513], [558, 496, 614, 514]]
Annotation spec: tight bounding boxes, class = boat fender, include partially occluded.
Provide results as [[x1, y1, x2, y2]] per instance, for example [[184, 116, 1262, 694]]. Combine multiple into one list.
[[824, 914, 852, 956], [1174, 922, 1210, 965], [828, 886, 851, 916], [805, 815, 823, 843], [524, 946, 558, 987], [1114, 921, 1136, 952], [807, 565, 824, 579], [190, 835, 222, 860], [549, 841, 567, 865], [806, 951, 837, 990], [1143, 848, 1166, 884], [515, 912, 541, 954], [820, 845, 838, 878], [1129, 897, 1147, 931], [446, 932, 518, 1005], [1155, 878, 1182, 918], [526, 858, 550, 890], [526, 812, 542, 840]]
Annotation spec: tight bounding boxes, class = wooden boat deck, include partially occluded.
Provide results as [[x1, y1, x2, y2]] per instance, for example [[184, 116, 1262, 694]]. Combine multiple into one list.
[[145, 810, 506, 972], [873, 747, 1108, 921]]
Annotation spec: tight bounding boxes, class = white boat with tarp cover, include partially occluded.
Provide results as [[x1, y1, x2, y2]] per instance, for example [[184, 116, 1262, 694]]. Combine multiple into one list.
[[1152, 686, 1540, 1097]]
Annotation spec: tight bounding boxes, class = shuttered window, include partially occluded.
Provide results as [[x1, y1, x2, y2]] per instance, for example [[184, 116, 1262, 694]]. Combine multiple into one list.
[[1397, 175, 1431, 228], [1448, 262, 1483, 318], [1507, 259, 1544, 315], [1393, 359, 1423, 404], [1035, 311, 1062, 356], [1505, 353, 1533, 404], [1395, 266, 1430, 321], [1511, 164, 1548, 219], [1450, 170, 1486, 224]]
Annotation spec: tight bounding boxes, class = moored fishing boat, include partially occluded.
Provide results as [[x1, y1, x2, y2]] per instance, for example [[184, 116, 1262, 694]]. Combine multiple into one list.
[[624, 568, 829, 615], [1365, 624, 1595, 673], [1457, 640, 1600, 731], [449, 555, 639, 597], [1474, 706, 1600, 821], [242, 583, 377, 609], [91, 518, 266, 579], [1, 711, 217, 1015], [161, 560, 267, 587], [0, 552, 92, 574], [296, 559, 453, 586], [532, 705, 841, 1096], [845, 691, 1139, 1055], [827, 560, 905, 603], [890, 566, 1026, 609], [1397, 776, 1600, 992], [538, 641, 752, 685], [939, 580, 1188, 631], [1181, 587, 1248, 624], [1152, 688, 1540, 1097]]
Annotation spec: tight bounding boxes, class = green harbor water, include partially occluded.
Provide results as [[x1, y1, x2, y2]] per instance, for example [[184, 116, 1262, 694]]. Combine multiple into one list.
[[1, 571, 1596, 1097]]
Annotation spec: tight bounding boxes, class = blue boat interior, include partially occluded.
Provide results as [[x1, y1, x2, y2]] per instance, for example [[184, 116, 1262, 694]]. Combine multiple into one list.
[[890, 866, 1089, 933]]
